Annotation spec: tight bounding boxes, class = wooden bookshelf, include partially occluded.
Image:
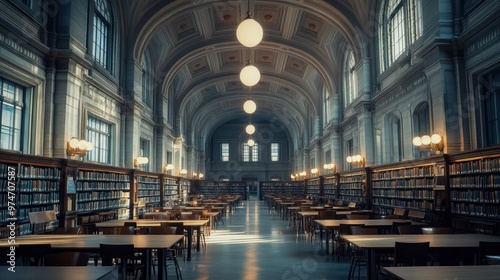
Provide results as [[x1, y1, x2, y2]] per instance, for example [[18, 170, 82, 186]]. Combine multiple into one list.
[[448, 147, 500, 234], [179, 178, 191, 204], [322, 174, 338, 202], [259, 181, 305, 199], [306, 177, 322, 198], [194, 181, 247, 199], [338, 169, 368, 207], [163, 176, 179, 206]]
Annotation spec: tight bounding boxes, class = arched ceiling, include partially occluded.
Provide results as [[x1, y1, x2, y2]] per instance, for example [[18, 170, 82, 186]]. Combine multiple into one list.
[[117, 0, 377, 152]]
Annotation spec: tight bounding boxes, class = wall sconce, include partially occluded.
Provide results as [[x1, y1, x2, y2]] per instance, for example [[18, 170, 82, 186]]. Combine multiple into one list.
[[179, 169, 188, 177], [67, 137, 93, 157], [323, 163, 336, 173], [311, 168, 318, 177], [134, 156, 149, 168], [346, 155, 365, 168], [290, 174, 295, 180], [164, 164, 174, 174], [413, 134, 444, 153], [198, 173, 204, 179], [299, 171, 307, 179]]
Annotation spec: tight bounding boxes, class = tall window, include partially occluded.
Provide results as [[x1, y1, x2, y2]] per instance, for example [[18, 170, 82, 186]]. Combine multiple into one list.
[[481, 70, 500, 146], [271, 143, 279, 161], [413, 102, 430, 158], [92, 0, 112, 70], [142, 58, 152, 108], [343, 50, 357, 107], [386, 113, 402, 162], [139, 138, 150, 171], [379, 0, 423, 72], [0, 78, 27, 151], [323, 88, 333, 124], [221, 143, 229, 161], [243, 143, 258, 162], [86, 115, 112, 164]]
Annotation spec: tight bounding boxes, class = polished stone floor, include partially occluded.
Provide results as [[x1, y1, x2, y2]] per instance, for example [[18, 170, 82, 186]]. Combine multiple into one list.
[[166, 195, 359, 280]]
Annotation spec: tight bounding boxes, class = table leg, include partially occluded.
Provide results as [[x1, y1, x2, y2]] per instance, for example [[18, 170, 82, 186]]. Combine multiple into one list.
[[157, 249, 165, 280], [187, 227, 193, 261], [367, 249, 375, 280], [196, 226, 201, 252]]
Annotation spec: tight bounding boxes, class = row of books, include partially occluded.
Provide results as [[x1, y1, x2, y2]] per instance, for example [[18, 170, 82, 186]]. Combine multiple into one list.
[[372, 198, 434, 210], [449, 158, 500, 174], [77, 190, 129, 201], [16, 180, 59, 192], [18, 165, 61, 178], [339, 176, 364, 183], [372, 166, 434, 179], [77, 182, 130, 191], [138, 197, 161, 203], [136, 176, 161, 184], [77, 170, 129, 181], [338, 183, 364, 189], [372, 178, 435, 188], [451, 203, 500, 217], [450, 190, 500, 203], [18, 193, 59, 205], [137, 190, 161, 196], [449, 175, 500, 188], [77, 199, 130, 211], [18, 205, 59, 221], [372, 189, 433, 199]]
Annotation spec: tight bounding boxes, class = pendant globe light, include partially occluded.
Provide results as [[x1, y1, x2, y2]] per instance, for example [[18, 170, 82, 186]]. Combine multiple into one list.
[[240, 60, 260, 86], [236, 0, 263, 47], [246, 124, 255, 135], [243, 98, 257, 114], [247, 139, 255, 147]]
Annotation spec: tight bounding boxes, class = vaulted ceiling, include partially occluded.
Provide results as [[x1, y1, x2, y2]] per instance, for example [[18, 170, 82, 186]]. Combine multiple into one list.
[[117, 0, 377, 151]]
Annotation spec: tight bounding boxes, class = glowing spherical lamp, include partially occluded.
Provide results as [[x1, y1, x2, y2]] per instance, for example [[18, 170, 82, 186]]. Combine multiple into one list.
[[247, 139, 255, 146], [431, 134, 442, 144], [236, 18, 263, 47], [240, 64, 260, 86], [421, 135, 431, 145], [246, 124, 255, 135], [412, 137, 422, 146], [243, 99, 257, 114]]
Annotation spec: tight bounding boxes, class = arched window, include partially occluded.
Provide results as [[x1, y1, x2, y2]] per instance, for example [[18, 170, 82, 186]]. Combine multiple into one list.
[[413, 102, 430, 158], [91, 0, 113, 71], [142, 56, 152, 108], [323, 88, 333, 124], [343, 50, 356, 107], [379, 0, 423, 72], [385, 113, 402, 162]]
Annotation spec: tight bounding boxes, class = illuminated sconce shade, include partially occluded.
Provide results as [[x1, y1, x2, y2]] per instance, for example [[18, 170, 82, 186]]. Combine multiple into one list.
[[247, 139, 255, 146], [164, 164, 174, 174], [198, 173, 204, 179], [134, 156, 149, 167], [311, 168, 318, 176], [323, 163, 336, 173], [243, 99, 257, 114], [240, 64, 260, 86], [413, 133, 443, 153], [67, 137, 93, 157], [246, 124, 255, 134], [346, 155, 365, 167], [180, 169, 188, 176]]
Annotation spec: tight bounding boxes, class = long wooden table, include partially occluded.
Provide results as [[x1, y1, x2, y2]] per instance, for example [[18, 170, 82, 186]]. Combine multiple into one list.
[[343, 233, 500, 280], [383, 265, 500, 280], [95, 219, 208, 260], [3, 266, 118, 280], [315, 219, 422, 253], [0, 234, 184, 280]]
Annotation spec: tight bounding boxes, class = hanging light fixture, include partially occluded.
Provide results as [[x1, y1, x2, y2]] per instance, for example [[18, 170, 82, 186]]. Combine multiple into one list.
[[246, 124, 255, 135], [247, 139, 255, 147], [236, 0, 263, 47], [243, 98, 256, 114], [240, 60, 260, 86]]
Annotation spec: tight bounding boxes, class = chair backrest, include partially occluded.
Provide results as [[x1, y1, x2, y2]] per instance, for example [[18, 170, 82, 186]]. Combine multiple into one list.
[[408, 210, 426, 222], [346, 214, 370, 220], [339, 224, 364, 235], [393, 208, 406, 217], [335, 201, 344, 206], [80, 223, 97, 234], [53, 227, 81, 234], [18, 244, 52, 266], [397, 225, 423, 234], [115, 226, 137, 235], [347, 202, 357, 208], [391, 221, 412, 234], [421, 227, 453, 234], [318, 210, 337, 219], [147, 226, 177, 235], [478, 241, 500, 265], [394, 242, 430, 266], [45, 252, 89, 266], [350, 226, 378, 235], [123, 222, 137, 227], [161, 222, 185, 235], [99, 244, 135, 266]]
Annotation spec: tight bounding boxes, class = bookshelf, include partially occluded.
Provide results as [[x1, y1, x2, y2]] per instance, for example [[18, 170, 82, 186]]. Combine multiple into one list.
[[0, 151, 62, 235], [179, 178, 191, 204], [338, 169, 368, 207], [135, 173, 161, 213], [306, 177, 322, 198], [322, 174, 338, 203], [448, 147, 500, 234], [164, 176, 179, 206], [194, 181, 247, 199], [259, 181, 305, 200], [370, 156, 446, 225], [74, 167, 131, 221]]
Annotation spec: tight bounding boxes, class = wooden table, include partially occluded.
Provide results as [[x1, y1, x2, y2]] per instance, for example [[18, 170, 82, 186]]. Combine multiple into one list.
[[383, 265, 500, 280], [343, 234, 500, 280], [0, 234, 183, 280], [315, 219, 423, 254], [3, 266, 118, 280]]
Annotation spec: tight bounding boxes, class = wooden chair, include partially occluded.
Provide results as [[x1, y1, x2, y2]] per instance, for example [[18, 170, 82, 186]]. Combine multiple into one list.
[[391, 221, 411, 234], [147, 226, 183, 279], [397, 225, 423, 234], [349, 227, 378, 280], [18, 244, 52, 266], [346, 214, 370, 220], [393, 242, 430, 266], [335, 223, 364, 261], [99, 244, 145, 280], [45, 252, 89, 266], [393, 208, 406, 218], [478, 241, 500, 265], [53, 227, 81, 234]]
